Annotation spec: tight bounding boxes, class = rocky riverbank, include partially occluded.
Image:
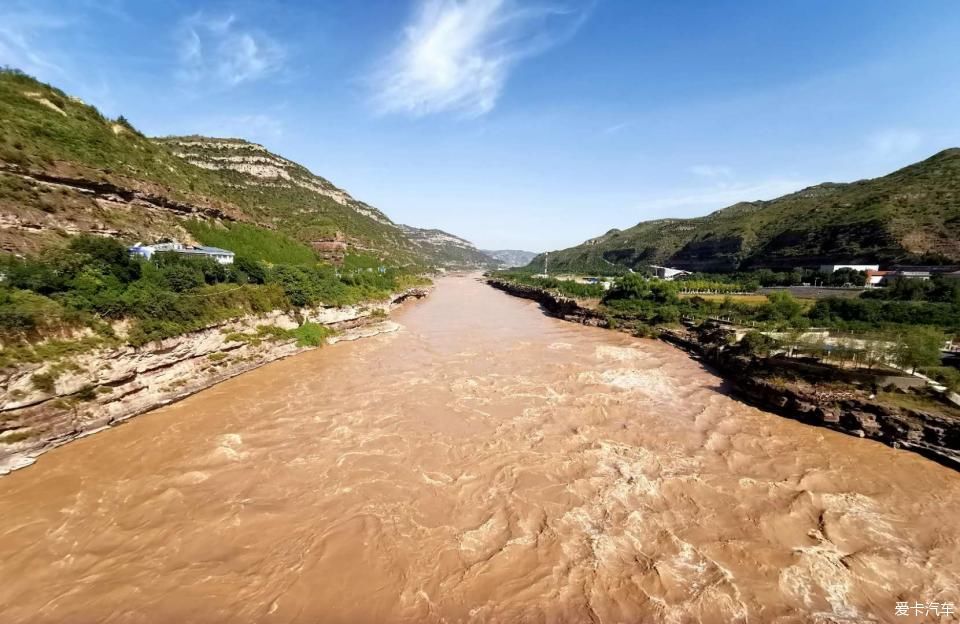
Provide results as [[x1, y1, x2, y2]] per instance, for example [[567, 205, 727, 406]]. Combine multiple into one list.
[[486, 279, 607, 325], [0, 287, 429, 475], [488, 278, 960, 470]]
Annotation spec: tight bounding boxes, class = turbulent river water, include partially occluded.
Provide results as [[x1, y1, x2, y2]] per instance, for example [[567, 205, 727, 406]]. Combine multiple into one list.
[[1, 276, 958, 623]]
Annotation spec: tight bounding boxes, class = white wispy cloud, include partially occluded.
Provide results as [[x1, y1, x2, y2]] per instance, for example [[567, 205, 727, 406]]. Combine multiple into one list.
[[602, 121, 635, 135], [689, 164, 734, 179], [371, 0, 590, 117], [866, 128, 922, 158], [634, 177, 813, 217], [176, 13, 285, 87], [0, 7, 69, 75]]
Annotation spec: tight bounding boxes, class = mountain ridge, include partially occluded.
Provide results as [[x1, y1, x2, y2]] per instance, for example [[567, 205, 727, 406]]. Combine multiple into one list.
[[527, 149, 960, 274], [0, 69, 476, 268], [397, 225, 496, 268], [482, 249, 538, 267]]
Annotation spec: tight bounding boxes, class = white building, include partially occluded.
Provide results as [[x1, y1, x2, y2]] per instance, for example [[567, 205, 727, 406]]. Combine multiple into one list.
[[865, 270, 891, 286], [129, 241, 235, 265], [580, 276, 612, 290], [819, 264, 879, 273], [650, 265, 691, 280]]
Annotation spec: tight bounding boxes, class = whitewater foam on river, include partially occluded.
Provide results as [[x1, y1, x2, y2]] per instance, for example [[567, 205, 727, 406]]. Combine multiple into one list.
[[0, 276, 957, 623]]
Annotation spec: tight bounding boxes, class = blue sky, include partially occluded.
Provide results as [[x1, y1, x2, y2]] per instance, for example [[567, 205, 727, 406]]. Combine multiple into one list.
[[2, 1, 959, 251]]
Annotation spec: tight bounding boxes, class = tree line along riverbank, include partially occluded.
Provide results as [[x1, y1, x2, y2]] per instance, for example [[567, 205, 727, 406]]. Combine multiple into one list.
[[0, 233, 434, 473], [486, 275, 960, 470]]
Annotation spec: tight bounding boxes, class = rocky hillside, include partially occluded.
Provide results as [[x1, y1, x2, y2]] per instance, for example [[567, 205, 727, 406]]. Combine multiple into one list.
[[529, 149, 960, 274], [156, 137, 417, 254], [397, 225, 495, 268], [482, 249, 538, 267], [0, 69, 471, 267]]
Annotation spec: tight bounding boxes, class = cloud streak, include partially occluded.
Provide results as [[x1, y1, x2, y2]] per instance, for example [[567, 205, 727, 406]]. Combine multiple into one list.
[[176, 13, 285, 88], [0, 6, 69, 76], [370, 0, 590, 117], [632, 177, 813, 219], [866, 128, 922, 158], [689, 164, 734, 179], [602, 121, 636, 135]]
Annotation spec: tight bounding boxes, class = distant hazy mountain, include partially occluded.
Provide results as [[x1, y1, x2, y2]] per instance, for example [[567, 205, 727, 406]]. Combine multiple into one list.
[[482, 249, 538, 267], [398, 225, 496, 268], [526, 149, 960, 274]]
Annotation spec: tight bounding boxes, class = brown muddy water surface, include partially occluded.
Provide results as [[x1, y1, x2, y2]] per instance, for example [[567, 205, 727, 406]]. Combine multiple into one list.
[[0, 276, 958, 623]]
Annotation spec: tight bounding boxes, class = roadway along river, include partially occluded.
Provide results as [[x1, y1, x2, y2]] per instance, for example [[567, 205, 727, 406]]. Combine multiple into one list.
[[0, 276, 958, 623]]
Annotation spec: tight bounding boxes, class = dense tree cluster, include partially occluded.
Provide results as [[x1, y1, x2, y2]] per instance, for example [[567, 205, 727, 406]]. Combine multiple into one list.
[[672, 268, 868, 291], [0, 235, 416, 347], [493, 270, 958, 379], [862, 276, 960, 303]]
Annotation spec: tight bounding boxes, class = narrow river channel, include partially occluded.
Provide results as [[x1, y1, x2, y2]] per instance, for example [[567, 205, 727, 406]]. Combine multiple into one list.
[[0, 276, 957, 623]]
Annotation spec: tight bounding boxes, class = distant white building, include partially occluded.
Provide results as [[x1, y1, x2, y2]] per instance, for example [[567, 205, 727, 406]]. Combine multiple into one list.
[[819, 264, 879, 273], [650, 265, 691, 280], [129, 241, 235, 265], [580, 276, 612, 290], [865, 266, 960, 286], [864, 270, 891, 286]]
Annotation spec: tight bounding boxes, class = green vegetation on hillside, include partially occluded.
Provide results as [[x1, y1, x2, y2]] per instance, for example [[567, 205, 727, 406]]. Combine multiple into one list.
[[0, 69, 223, 196], [0, 69, 424, 264], [156, 137, 420, 261], [184, 221, 319, 266], [530, 149, 960, 274], [0, 235, 425, 360], [0, 67, 447, 369]]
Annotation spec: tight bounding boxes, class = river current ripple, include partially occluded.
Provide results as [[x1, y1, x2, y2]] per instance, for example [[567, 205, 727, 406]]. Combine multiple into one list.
[[0, 276, 958, 623]]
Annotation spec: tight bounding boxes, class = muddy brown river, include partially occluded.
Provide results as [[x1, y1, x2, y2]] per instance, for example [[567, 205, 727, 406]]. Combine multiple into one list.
[[0, 276, 958, 623]]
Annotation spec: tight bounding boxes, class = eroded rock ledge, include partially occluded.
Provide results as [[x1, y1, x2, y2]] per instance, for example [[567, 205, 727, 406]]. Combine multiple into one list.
[[0, 162, 244, 223], [487, 279, 607, 325], [0, 287, 430, 475], [488, 278, 960, 470]]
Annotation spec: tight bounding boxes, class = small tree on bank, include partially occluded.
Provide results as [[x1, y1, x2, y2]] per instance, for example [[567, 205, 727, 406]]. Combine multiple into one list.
[[893, 327, 945, 373], [740, 331, 778, 357]]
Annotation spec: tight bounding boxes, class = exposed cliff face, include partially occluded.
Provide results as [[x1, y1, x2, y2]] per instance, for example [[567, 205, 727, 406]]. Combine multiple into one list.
[[661, 328, 960, 470], [0, 71, 481, 264], [486, 279, 605, 325], [161, 138, 394, 226], [0, 288, 429, 475], [735, 365, 960, 467], [397, 225, 496, 268], [481, 249, 538, 267], [0, 163, 245, 255]]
